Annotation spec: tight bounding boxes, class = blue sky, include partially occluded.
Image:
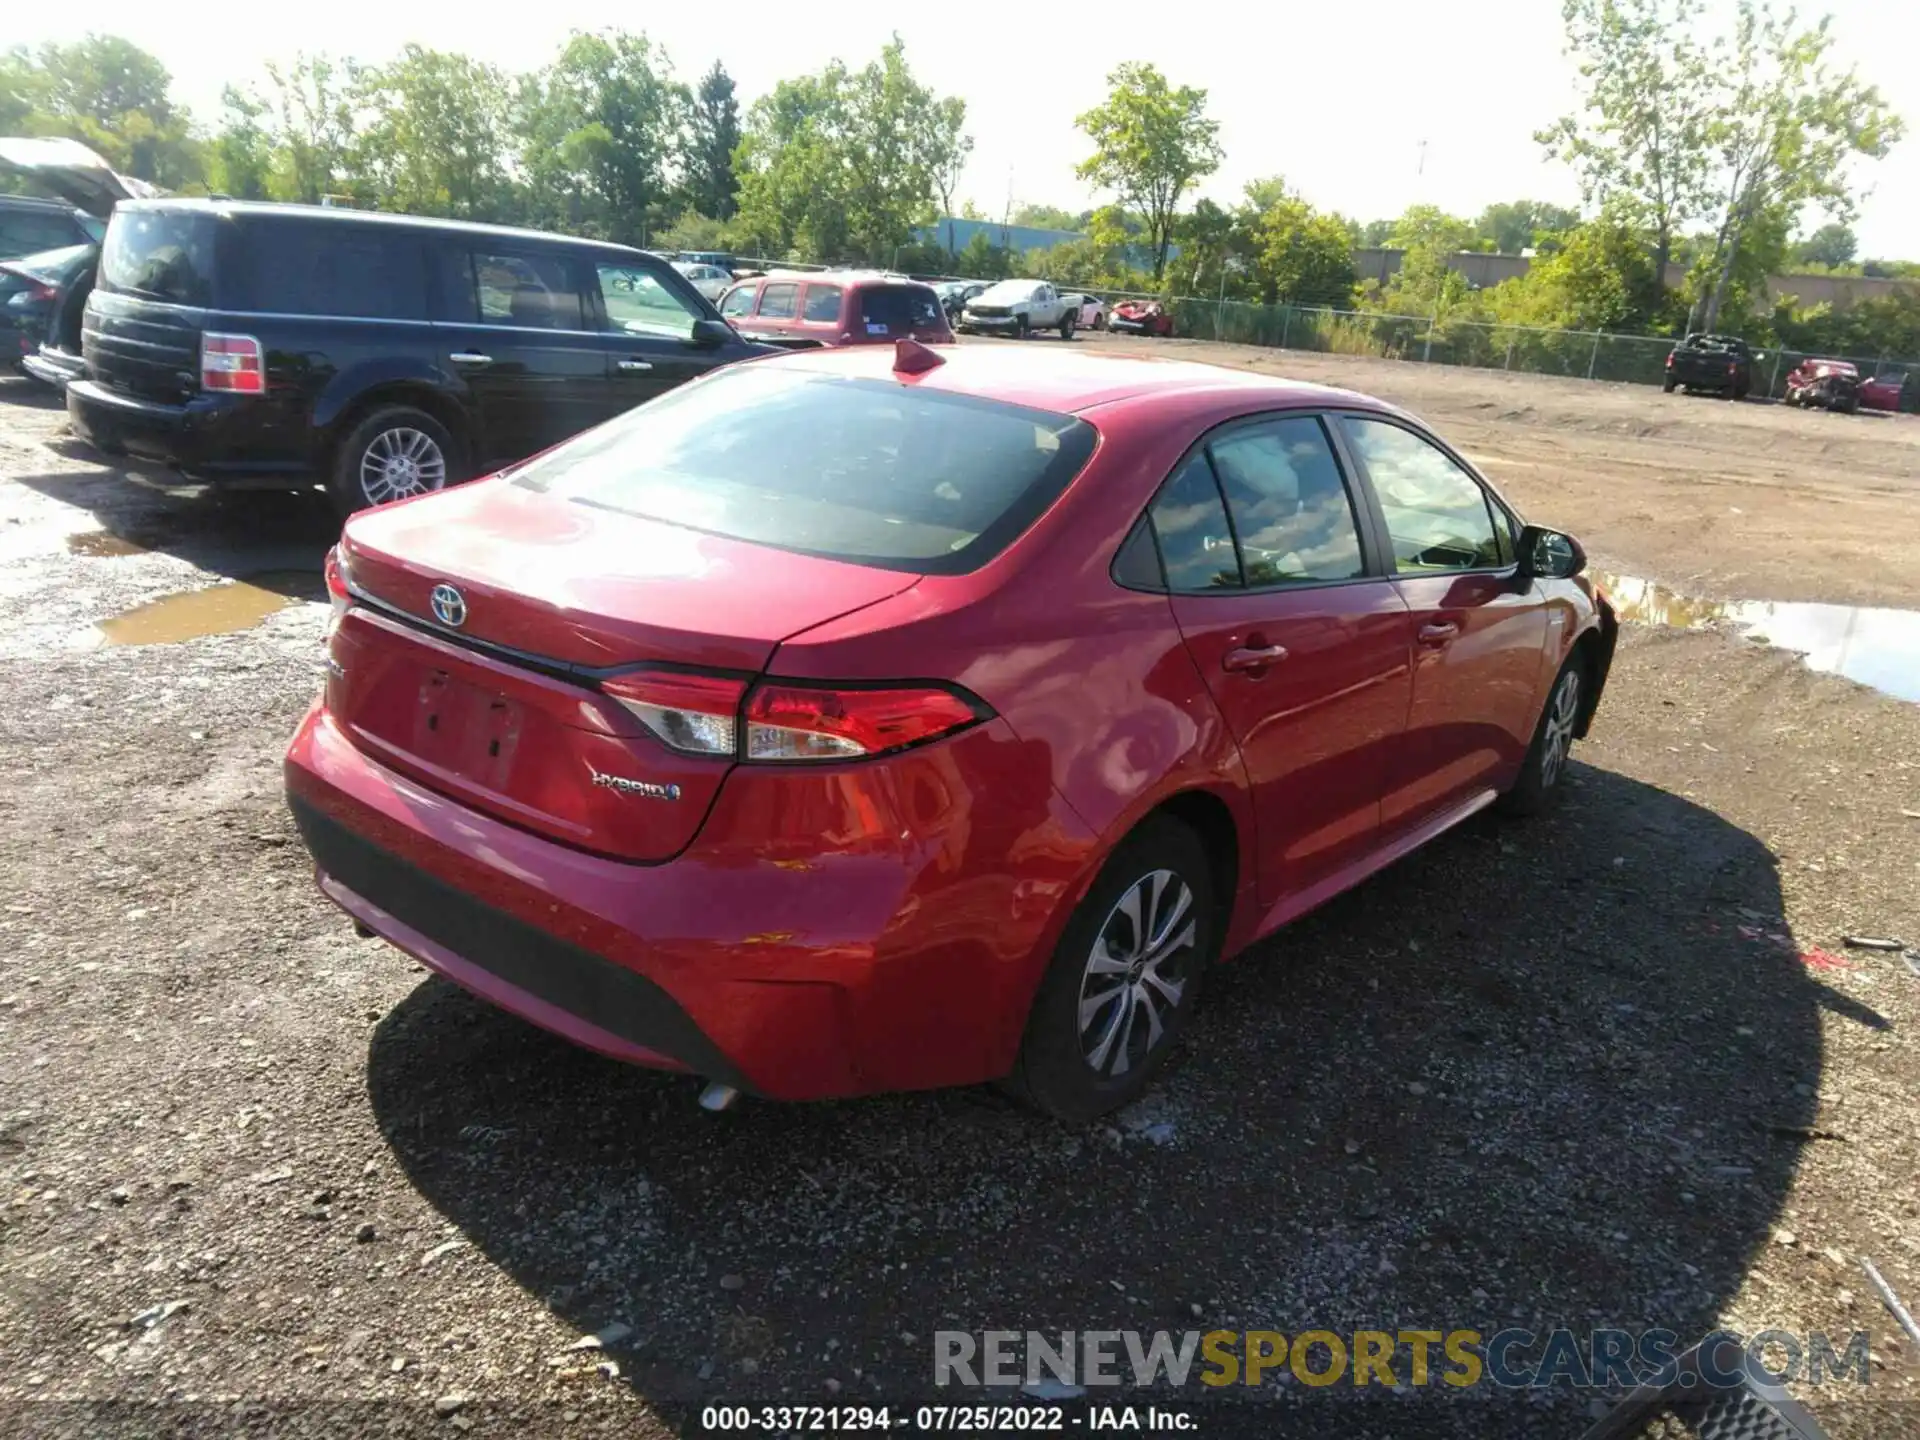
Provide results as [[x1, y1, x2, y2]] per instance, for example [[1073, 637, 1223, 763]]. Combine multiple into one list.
[[17, 0, 1919, 258]]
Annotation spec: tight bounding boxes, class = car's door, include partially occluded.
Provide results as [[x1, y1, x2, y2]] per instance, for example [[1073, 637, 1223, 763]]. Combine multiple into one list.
[[1150, 416, 1415, 910], [1336, 414, 1550, 833], [430, 244, 606, 467], [589, 256, 733, 413]]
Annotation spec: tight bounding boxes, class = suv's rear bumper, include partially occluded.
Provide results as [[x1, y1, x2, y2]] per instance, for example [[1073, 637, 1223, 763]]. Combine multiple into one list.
[[284, 702, 1099, 1101], [21, 346, 83, 388], [67, 379, 314, 481]]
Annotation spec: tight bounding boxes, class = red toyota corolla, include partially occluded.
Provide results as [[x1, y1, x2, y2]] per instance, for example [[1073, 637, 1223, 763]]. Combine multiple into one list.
[[285, 342, 1615, 1120]]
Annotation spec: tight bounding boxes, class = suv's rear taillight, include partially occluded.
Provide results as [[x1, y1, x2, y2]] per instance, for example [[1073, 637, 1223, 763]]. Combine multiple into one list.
[[598, 671, 989, 763], [202, 332, 264, 394]]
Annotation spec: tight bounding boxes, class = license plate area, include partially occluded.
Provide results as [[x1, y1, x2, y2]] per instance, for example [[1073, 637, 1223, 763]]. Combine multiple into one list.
[[414, 670, 524, 790]]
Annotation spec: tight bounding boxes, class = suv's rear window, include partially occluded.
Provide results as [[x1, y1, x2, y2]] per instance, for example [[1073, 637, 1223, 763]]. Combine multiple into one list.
[[515, 366, 1096, 574], [100, 209, 217, 307], [860, 284, 942, 335]]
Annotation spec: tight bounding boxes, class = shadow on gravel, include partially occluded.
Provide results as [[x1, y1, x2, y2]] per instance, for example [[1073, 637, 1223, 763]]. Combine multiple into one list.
[[365, 762, 1818, 1436], [0, 375, 65, 410], [12, 460, 337, 581]]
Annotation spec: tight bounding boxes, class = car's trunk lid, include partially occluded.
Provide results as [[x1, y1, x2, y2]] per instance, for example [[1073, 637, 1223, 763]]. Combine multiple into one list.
[[330, 480, 919, 862]]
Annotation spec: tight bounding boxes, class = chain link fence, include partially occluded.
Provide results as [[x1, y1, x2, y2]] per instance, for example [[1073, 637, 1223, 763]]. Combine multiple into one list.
[[703, 255, 1918, 409]]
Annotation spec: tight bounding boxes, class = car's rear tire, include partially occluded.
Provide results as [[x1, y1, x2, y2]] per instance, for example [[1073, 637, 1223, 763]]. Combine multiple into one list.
[[1060, 313, 1076, 341], [330, 406, 465, 518], [1499, 653, 1586, 817], [1007, 815, 1216, 1123], [1662, 376, 1677, 393]]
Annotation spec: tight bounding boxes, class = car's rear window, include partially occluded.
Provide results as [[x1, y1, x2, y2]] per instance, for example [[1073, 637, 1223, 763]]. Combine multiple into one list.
[[514, 366, 1097, 574], [100, 209, 217, 307], [860, 284, 943, 335]]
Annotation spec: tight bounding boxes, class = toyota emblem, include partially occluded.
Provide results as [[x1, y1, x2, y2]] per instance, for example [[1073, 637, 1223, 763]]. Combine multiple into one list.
[[429, 584, 467, 628]]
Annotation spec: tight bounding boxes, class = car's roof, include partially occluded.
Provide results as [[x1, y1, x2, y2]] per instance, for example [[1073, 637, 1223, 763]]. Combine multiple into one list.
[[114, 197, 654, 256], [767, 342, 1389, 418], [0, 193, 82, 213]]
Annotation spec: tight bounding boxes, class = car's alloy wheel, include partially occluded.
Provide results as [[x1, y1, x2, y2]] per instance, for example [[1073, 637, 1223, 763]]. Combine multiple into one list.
[[1076, 869, 1197, 1078], [1009, 816, 1215, 1121], [359, 426, 448, 507], [1539, 666, 1580, 789]]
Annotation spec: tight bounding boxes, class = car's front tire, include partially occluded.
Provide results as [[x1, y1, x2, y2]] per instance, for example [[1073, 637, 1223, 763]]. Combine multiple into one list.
[[1016, 316, 1031, 340], [1008, 815, 1216, 1122], [1500, 653, 1585, 816], [330, 406, 464, 517]]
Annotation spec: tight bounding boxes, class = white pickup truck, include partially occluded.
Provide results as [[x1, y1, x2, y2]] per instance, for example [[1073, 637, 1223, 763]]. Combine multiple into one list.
[[957, 279, 1077, 339]]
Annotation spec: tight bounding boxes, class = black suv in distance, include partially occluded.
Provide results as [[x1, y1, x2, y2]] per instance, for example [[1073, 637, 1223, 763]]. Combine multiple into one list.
[[67, 201, 770, 513], [1662, 333, 1757, 399]]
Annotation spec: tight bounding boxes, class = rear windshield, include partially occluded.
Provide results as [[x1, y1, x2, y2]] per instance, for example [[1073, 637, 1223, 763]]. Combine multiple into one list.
[[100, 209, 217, 307], [515, 366, 1096, 574], [859, 284, 943, 336]]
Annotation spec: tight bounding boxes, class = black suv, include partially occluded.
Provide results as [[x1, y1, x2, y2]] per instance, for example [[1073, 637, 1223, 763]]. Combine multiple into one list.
[[1662, 333, 1756, 399], [67, 200, 771, 513]]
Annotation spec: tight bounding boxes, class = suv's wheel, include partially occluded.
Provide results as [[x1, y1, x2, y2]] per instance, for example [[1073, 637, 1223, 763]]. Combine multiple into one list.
[[1662, 375, 1676, 393], [1500, 653, 1585, 816], [331, 406, 463, 517], [1008, 816, 1216, 1122]]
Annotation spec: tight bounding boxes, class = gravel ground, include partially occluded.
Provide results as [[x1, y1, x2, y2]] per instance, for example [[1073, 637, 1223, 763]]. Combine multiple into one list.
[[0, 367, 1917, 1439]]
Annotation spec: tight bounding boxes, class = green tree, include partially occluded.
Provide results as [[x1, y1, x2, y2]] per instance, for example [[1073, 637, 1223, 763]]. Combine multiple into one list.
[[1475, 199, 1582, 253], [355, 46, 516, 220], [733, 38, 963, 266], [1539, 0, 1717, 281], [1490, 216, 1662, 330], [1074, 62, 1222, 281], [8, 35, 201, 186], [922, 95, 971, 255], [207, 87, 274, 200], [516, 32, 683, 242], [953, 230, 1013, 281], [685, 60, 740, 221], [260, 54, 364, 204], [1248, 189, 1358, 307], [1370, 206, 1479, 318], [1011, 204, 1085, 231], [1359, 218, 1396, 247], [1792, 221, 1857, 269]]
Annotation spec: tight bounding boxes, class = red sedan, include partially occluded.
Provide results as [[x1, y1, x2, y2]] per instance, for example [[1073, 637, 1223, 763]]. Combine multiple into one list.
[[286, 342, 1615, 1120]]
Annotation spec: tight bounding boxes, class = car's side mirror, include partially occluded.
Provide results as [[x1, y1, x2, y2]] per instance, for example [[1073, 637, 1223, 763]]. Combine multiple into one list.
[[688, 317, 733, 349], [1517, 524, 1586, 580]]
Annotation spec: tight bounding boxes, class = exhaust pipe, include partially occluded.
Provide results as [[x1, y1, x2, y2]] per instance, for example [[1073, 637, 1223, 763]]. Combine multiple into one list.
[[698, 1082, 740, 1113]]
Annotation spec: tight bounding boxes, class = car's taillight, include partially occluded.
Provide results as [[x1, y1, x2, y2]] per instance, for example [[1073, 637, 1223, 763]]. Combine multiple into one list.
[[743, 682, 986, 762], [202, 332, 264, 394], [1664, 353, 1673, 367], [1727, 362, 1737, 375], [598, 672, 990, 763], [602, 671, 747, 757]]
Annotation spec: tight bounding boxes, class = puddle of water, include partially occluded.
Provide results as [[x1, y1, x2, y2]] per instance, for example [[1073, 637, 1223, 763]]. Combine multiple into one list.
[[1595, 571, 1920, 703], [96, 571, 322, 646], [67, 531, 148, 558]]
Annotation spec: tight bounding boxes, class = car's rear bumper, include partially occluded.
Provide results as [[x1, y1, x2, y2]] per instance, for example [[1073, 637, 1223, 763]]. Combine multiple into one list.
[[284, 702, 1100, 1100], [67, 378, 315, 481], [21, 346, 83, 388]]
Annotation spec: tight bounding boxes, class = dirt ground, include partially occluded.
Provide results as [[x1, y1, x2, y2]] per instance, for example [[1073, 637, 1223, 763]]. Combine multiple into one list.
[[1, 355, 1917, 1440], [1070, 332, 1920, 610]]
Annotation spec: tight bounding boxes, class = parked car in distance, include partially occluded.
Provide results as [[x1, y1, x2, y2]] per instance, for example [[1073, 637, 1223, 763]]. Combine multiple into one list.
[[1858, 371, 1909, 413], [286, 341, 1615, 1120], [673, 250, 735, 272], [1784, 357, 1861, 413], [718, 270, 951, 350], [1062, 293, 1107, 331], [960, 279, 1076, 339], [1, 243, 94, 383], [64, 199, 770, 514], [0, 193, 102, 262], [1663, 333, 1756, 399], [934, 279, 989, 324], [1109, 298, 1173, 337], [672, 261, 734, 302]]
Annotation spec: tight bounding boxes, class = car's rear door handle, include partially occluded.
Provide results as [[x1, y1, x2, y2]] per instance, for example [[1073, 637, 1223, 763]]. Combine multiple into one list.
[[449, 351, 492, 368], [616, 358, 654, 372], [1418, 621, 1460, 645], [1222, 643, 1289, 672]]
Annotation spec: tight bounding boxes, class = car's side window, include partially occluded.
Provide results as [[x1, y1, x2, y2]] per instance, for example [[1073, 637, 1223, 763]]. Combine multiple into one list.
[[720, 284, 755, 319], [802, 285, 843, 323], [759, 283, 798, 320], [595, 263, 701, 340], [473, 251, 586, 330], [1149, 452, 1241, 592], [1206, 418, 1365, 587], [1342, 417, 1502, 573]]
